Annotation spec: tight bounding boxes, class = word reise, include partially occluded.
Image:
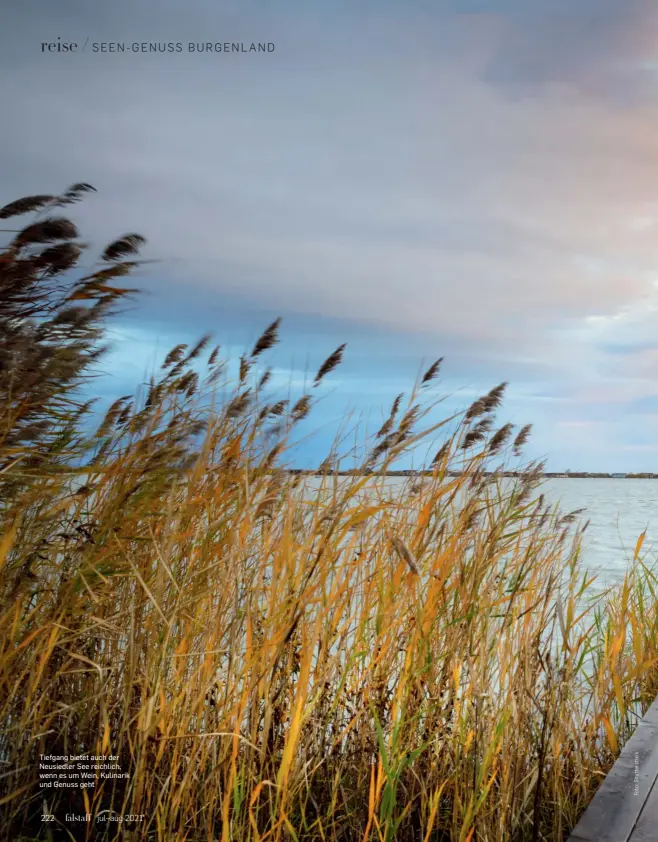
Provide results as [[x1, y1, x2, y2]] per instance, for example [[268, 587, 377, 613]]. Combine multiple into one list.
[[41, 38, 77, 52]]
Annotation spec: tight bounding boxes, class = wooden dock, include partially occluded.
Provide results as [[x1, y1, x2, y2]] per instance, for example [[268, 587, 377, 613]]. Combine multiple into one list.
[[567, 695, 658, 841]]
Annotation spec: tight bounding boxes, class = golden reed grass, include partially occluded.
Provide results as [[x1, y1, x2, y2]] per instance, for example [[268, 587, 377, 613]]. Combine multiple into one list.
[[2, 188, 658, 841]]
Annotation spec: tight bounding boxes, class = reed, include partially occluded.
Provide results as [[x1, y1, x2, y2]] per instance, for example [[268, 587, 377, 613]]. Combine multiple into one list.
[[2, 189, 658, 842]]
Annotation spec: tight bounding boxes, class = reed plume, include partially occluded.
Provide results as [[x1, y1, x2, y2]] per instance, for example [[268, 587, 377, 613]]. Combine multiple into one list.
[[313, 343, 346, 386], [250, 317, 281, 358], [514, 423, 533, 455], [421, 356, 443, 386]]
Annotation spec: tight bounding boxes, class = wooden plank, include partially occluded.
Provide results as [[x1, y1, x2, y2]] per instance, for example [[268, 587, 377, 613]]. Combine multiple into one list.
[[629, 777, 658, 841], [566, 696, 658, 842]]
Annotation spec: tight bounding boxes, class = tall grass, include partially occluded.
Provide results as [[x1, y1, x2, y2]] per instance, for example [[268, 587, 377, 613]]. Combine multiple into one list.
[[2, 189, 658, 841]]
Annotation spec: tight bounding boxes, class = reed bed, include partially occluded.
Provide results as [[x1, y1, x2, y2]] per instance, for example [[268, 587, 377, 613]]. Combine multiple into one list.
[[2, 187, 658, 842]]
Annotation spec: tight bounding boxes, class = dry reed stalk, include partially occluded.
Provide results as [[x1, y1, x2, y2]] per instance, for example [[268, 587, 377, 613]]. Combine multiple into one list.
[[1, 187, 657, 842]]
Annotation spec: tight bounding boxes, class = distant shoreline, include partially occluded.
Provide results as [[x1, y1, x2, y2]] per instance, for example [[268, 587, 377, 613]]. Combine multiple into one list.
[[286, 470, 658, 479]]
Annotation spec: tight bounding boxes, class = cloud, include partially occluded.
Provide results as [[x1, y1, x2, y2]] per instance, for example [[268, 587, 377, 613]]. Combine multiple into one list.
[[4, 0, 658, 469], [477, 0, 658, 101]]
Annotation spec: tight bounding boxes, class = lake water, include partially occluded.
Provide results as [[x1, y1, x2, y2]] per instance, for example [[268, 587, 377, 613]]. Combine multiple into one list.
[[300, 476, 658, 589], [541, 479, 658, 587]]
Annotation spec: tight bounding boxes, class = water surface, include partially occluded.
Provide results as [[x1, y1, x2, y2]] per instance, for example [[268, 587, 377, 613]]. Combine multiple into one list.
[[300, 475, 658, 588], [541, 478, 658, 587]]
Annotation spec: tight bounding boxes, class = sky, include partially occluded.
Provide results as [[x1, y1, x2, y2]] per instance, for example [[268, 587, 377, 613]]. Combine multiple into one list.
[[4, 1, 658, 470]]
